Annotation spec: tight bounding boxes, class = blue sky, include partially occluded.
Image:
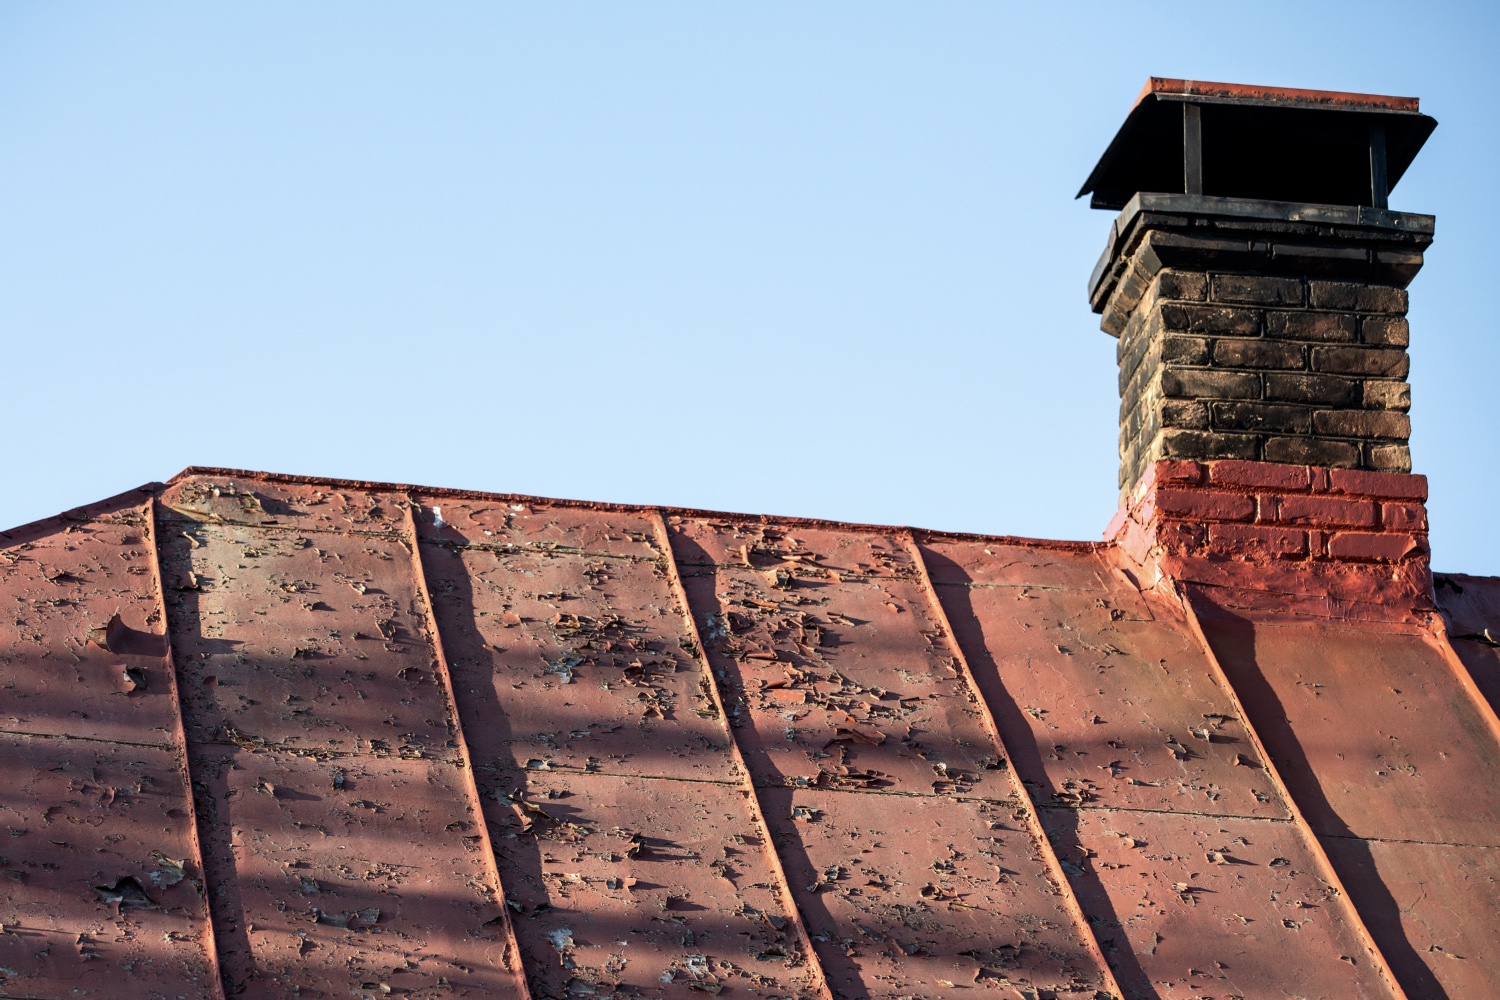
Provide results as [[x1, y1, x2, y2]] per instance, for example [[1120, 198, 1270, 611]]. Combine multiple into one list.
[[4, 3, 1497, 572]]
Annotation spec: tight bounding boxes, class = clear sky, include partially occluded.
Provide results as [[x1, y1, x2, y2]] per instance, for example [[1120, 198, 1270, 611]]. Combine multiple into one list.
[[4, 3, 1497, 573]]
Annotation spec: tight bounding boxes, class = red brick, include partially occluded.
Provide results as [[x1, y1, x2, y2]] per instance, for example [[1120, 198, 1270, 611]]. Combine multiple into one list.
[[1382, 501, 1428, 533], [1207, 460, 1311, 492], [1207, 522, 1310, 559], [1154, 488, 1257, 522], [1326, 531, 1422, 562], [1152, 459, 1205, 485], [1328, 468, 1428, 501], [1275, 495, 1378, 528]]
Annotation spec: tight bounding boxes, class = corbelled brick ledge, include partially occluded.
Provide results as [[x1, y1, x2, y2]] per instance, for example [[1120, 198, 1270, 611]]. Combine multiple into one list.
[[1105, 458, 1433, 621]]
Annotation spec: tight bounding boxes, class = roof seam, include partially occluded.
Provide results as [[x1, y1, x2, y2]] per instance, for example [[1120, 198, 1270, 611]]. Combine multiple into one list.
[[1179, 585, 1411, 1000], [650, 508, 837, 1000], [403, 500, 536, 1000], [145, 495, 229, 1000], [905, 530, 1127, 1000]]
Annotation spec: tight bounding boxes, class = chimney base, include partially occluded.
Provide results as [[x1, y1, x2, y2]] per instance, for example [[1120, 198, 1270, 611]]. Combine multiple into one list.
[[1105, 458, 1434, 622]]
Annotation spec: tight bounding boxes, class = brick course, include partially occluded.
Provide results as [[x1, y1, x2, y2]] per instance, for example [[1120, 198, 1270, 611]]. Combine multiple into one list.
[[1105, 458, 1433, 618], [1097, 208, 1426, 493]]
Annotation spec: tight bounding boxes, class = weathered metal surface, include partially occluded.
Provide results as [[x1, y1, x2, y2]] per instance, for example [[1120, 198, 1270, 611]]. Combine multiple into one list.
[[1435, 572, 1500, 715], [926, 538, 1399, 999], [669, 517, 1112, 999], [158, 517, 455, 758], [413, 500, 820, 998], [7, 468, 1500, 1000], [0, 733, 218, 998], [1, 499, 180, 747], [187, 745, 517, 998], [412, 511, 734, 782], [1044, 808, 1393, 1000], [1192, 597, 1500, 997], [1323, 837, 1500, 1000], [160, 474, 409, 535], [1192, 607, 1500, 846], [158, 481, 518, 998], [479, 769, 821, 999], [0, 496, 221, 997], [922, 538, 1287, 818], [406, 503, 533, 999]]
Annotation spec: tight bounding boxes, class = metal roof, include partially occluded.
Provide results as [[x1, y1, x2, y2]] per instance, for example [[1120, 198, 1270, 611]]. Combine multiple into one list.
[[2, 468, 1497, 999]]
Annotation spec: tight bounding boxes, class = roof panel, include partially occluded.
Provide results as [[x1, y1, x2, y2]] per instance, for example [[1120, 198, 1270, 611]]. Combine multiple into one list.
[[161, 520, 456, 757], [480, 769, 818, 999], [0, 733, 219, 998], [1043, 807, 1396, 1000], [416, 512, 739, 782], [1, 503, 182, 746], [1324, 836, 1500, 999], [762, 786, 1107, 999], [670, 518, 1001, 798], [931, 541, 1286, 817], [668, 517, 1115, 997], [187, 744, 519, 999], [1196, 610, 1500, 846]]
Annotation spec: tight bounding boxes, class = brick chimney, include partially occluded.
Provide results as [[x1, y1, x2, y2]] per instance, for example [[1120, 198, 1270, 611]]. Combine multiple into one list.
[[1086, 80, 1439, 617]]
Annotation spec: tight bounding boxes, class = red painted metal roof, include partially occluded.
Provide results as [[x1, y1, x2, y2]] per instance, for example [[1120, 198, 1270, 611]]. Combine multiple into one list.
[[3, 467, 1498, 999]]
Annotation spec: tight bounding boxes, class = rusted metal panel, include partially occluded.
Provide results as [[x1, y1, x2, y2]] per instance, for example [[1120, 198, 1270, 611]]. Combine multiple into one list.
[[189, 745, 517, 998], [1323, 837, 1500, 999], [669, 520, 1001, 796], [406, 503, 533, 999], [1192, 608, 1500, 846], [478, 768, 821, 999], [927, 538, 1399, 998], [760, 787, 1108, 1000], [412, 517, 735, 782], [160, 474, 409, 535], [922, 539, 1287, 818], [158, 477, 519, 997], [0, 733, 218, 998], [1434, 572, 1500, 715], [413, 502, 819, 998], [1, 501, 180, 747], [668, 518, 1113, 999], [426, 497, 662, 560], [0, 499, 222, 997], [158, 516, 455, 758], [1044, 808, 1396, 1000]]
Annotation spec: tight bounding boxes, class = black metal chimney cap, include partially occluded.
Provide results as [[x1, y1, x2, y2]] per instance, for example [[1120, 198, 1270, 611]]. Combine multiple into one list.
[[1079, 78, 1437, 211]]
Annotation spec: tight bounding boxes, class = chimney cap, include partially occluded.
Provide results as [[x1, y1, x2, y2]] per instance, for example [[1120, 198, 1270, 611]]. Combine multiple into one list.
[[1079, 78, 1437, 211]]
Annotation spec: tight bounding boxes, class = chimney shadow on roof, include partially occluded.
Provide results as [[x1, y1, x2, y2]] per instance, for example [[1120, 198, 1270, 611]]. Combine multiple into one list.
[[157, 523, 258, 995], [1192, 600, 1452, 1000], [917, 546, 1154, 999]]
